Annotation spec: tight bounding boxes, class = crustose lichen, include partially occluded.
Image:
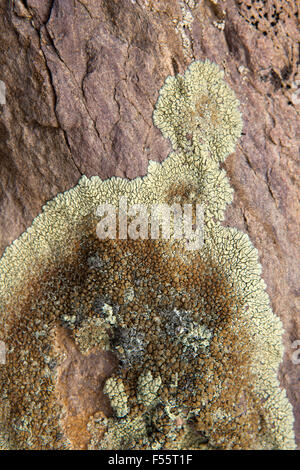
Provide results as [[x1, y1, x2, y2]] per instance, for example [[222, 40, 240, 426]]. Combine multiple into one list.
[[0, 60, 295, 450]]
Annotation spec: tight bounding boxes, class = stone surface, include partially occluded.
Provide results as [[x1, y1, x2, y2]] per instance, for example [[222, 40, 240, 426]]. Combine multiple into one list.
[[55, 325, 118, 450], [0, 0, 299, 448]]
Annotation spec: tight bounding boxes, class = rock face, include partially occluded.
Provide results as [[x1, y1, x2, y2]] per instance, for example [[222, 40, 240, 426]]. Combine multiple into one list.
[[0, 0, 299, 448]]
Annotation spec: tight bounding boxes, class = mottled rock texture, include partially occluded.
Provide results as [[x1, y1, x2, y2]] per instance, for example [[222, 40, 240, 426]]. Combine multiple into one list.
[[0, 0, 299, 447]]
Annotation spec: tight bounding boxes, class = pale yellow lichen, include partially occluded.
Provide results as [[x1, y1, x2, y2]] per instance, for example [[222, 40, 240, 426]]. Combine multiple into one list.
[[175, 1, 196, 59], [153, 60, 243, 161], [74, 317, 111, 353], [94, 415, 147, 450], [137, 370, 162, 408], [103, 378, 129, 418]]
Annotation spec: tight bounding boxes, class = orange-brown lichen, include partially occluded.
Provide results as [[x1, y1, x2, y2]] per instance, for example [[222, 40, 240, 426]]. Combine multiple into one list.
[[0, 226, 295, 449]]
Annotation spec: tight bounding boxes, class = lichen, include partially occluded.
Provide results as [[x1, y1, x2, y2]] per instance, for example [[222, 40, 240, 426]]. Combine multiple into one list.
[[175, 1, 197, 60], [153, 60, 243, 162], [104, 378, 129, 418], [0, 60, 295, 450], [137, 370, 162, 408]]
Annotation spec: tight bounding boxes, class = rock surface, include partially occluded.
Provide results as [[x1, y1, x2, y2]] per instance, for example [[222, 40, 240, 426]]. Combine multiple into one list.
[[0, 0, 299, 448]]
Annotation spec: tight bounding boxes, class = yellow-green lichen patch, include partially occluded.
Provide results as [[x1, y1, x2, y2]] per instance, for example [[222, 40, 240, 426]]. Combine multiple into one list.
[[153, 60, 243, 161], [93, 414, 148, 450], [137, 370, 162, 408], [104, 377, 129, 418], [0, 59, 295, 450], [142, 149, 233, 225]]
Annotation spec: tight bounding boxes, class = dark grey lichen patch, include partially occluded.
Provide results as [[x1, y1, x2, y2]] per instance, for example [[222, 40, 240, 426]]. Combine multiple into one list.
[[111, 326, 147, 368], [161, 308, 212, 357]]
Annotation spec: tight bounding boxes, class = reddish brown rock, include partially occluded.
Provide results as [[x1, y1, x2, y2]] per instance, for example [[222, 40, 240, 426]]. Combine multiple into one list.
[[55, 326, 118, 450], [0, 0, 299, 448]]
